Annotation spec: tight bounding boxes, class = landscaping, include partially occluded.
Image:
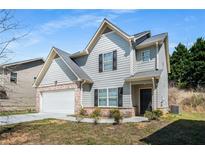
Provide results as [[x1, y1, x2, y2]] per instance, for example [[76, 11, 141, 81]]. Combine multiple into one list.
[[0, 111, 204, 145]]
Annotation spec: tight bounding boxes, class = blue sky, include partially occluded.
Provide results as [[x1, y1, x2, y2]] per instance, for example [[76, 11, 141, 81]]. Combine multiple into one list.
[[6, 9, 205, 62]]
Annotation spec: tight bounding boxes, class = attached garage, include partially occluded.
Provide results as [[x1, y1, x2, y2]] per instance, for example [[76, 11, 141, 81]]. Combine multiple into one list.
[[41, 89, 75, 114]]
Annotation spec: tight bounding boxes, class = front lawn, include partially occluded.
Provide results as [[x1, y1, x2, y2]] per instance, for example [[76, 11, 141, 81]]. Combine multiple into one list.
[[0, 112, 205, 144], [0, 110, 36, 116]]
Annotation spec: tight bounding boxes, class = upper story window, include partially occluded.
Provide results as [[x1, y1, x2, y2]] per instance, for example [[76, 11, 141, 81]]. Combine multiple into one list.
[[10, 72, 17, 83], [142, 50, 151, 62], [103, 52, 113, 71], [99, 50, 117, 72]]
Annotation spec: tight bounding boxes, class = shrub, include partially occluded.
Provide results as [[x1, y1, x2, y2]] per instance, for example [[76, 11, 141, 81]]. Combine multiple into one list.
[[152, 109, 163, 117], [76, 108, 87, 123], [79, 108, 87, 116], [110, 109, 123, 124], [144, 111, 154, 121], [90, 108, 101, 124], [144, 110, 163, 121]]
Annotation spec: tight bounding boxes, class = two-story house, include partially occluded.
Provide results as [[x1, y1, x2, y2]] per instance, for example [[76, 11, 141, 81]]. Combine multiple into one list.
[[0, 58, 44, 111], [33, 19, 170, 116]]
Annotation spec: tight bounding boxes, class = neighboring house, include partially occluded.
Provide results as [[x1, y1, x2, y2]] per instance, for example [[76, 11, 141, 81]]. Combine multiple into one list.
[[0, 58, 44, 111], [33, 19, 170, 116]]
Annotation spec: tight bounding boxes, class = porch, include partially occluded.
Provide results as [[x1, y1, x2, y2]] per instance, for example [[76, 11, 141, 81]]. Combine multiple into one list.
[[125, 70, 162, 116]]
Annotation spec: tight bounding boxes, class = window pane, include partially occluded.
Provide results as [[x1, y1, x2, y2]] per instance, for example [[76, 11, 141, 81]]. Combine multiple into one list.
[[109, 98, 118, 106], [104, 52, 113, 61], [142, 51, 150, 62], [103, 52, 113, 71], [108, 88, 118, 106], [99, 98, 107, 106], [104, 61, 113, 71], [99, 89, 107, 97], [99, 89, 107, 106]]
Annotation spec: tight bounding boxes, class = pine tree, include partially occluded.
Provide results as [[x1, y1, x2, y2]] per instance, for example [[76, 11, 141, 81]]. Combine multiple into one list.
[[169, 43, 190, 88], [189, 38, 205, 88]]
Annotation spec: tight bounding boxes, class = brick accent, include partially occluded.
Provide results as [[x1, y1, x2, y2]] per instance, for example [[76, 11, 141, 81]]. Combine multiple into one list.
[[83, 107, 135, 117], [36, 82, 81, 114]]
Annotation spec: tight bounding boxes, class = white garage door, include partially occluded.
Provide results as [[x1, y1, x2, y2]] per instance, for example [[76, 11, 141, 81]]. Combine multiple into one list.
[[41, 89, 75, 114]]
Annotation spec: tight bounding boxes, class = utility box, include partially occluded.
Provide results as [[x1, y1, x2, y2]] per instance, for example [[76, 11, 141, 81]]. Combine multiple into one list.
[[170, 105, 181, 114]]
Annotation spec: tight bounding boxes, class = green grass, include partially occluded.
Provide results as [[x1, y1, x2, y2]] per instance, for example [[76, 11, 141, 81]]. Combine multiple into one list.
[[0, 110, 36, 116], [0, 112, 204, 145]]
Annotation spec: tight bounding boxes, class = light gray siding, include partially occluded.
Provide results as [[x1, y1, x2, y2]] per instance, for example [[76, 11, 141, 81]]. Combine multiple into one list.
[[156, 43, 168, 108], [133, 45, 156, 73], [40, 57, 77, 86], [74, 31, 132, 107]]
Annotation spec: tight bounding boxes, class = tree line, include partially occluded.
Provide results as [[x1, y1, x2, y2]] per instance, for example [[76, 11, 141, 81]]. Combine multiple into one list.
[[169, 37, 205, 89]]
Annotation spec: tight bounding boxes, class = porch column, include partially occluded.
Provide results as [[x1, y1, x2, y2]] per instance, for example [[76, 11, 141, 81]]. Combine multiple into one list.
[[152, 77, 157, 110]]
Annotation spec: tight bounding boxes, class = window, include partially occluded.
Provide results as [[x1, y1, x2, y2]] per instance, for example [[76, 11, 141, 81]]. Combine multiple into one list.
[[142, 50, 151, 62], [98, 88, 118, 107], [103, 52, 113, 71], [108, 88, 118, 106], [10, 72, 17, 83], [98, 89, 107, 106]]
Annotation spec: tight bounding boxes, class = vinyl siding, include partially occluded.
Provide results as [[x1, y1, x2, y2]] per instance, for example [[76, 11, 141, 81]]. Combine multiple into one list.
[[156, 43, 168, 108], [40, 57, 77, 86], [74, 31, 132, 107], [133, 45, 156, 73]]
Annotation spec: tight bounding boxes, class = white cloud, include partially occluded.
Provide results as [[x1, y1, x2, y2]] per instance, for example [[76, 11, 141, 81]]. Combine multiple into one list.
[[11, 10, 134, 49], [40, 14, 116, 34], [184, 15, 197, 22]]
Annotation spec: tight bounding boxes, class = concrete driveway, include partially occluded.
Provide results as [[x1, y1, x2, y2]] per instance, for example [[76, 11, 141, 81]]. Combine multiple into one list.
[[0, 113, 68, 125]]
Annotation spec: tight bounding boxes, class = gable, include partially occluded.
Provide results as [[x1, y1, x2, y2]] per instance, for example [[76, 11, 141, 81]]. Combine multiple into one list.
[[85, 19, 133, 53], [40, 57, 77, 86]]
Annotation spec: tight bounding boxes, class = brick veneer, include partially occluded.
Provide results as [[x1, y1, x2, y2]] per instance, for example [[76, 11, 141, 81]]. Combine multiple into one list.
[[36, 82, 81, 114], [83, 107, 136, 117]]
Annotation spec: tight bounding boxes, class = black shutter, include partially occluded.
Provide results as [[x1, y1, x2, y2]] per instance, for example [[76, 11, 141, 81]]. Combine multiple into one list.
[[99, 54, 103, 72], [118, 87, 123, 107], [113, 50, 117, 70], [94, 89, 98, 107]]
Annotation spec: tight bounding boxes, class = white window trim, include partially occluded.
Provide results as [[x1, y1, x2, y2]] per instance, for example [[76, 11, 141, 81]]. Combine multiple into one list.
[[98, 88, 118, 107], [102, 51, 113, 72], [141, 50, 151, 62]]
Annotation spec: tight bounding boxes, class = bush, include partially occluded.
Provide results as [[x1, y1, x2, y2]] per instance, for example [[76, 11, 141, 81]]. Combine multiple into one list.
[[79, 108, 87, 116], [144, 110, 163, 121], [90, 108, 101, 124], [153, 109, 163, 117], [110, 109, 123, 124]]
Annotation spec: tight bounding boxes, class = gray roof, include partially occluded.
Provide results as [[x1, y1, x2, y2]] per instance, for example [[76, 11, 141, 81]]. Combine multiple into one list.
[[125, 70, 162, 81], [133, 31, 150, 38], [0, 57, 44, 68], [53, 47, 92, 83], [136, 33, 167, 48]]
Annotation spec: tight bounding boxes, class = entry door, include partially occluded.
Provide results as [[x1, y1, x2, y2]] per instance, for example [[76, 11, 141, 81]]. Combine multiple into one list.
[[140, 89, 152, 114]]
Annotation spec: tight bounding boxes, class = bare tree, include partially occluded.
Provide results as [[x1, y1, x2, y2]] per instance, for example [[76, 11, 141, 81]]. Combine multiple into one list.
[[0, 10, 27, 62], [0, 10, 27, 126]]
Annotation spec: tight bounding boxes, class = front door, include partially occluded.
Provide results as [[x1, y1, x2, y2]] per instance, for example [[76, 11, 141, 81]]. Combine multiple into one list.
[[140, 89, 152, 114]]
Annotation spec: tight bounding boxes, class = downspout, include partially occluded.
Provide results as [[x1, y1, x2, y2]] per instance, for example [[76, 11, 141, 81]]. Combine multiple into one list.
[[155, 42, 159, 70], [80, 80, 86, 108]]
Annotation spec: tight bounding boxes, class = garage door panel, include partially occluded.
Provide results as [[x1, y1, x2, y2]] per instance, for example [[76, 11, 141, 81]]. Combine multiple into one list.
[[41, 89, 75, 114]]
